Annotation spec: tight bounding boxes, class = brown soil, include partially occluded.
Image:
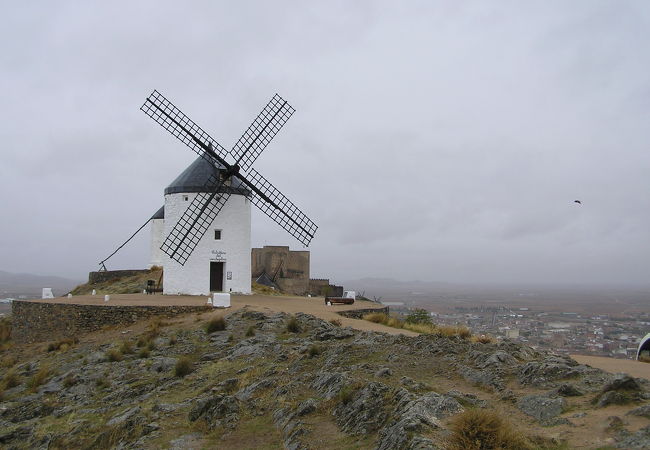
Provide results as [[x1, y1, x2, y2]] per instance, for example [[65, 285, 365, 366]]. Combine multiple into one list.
[[571, 354, 650, 380]]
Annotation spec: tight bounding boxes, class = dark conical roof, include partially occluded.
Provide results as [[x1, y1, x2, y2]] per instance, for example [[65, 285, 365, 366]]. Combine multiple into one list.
[[164, 156, 248, 195]]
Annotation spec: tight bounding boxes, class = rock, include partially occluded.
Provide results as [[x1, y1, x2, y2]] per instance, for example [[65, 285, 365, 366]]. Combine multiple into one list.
[[555, 383, 584, 397], [446, 390, 488, 407], [235, 379, 274, 402], [311, 371, 351, 399], [603, 374, 642, 393], [597, 391, 637, 408], [375, 368, 392, 378], [169, 433, 204, 449], [458, 366, 504, 391], [518, 357, 584, 387], [217, 378, 239, 392], [626, 404, 650, 418], [333, 382, 390, 434], [606, 416, 625, 431], [149, 357, 176, 374], [295, 398, 317, 417], [188, 394, 240, 429], [0, 425, 33, 445], [313, 326, 355, 341], [106, 406, 142, 427], [376, 389, 462, 450], [518, 394, 567, 424], [615, 425, 650, 448]]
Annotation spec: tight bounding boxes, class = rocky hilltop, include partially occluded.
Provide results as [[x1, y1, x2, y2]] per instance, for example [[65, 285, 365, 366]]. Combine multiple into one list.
[[1, 309, 650, 449]]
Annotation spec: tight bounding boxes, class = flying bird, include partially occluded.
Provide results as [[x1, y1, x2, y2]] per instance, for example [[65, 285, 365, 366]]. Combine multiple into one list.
[[574, 200, 582, 205]]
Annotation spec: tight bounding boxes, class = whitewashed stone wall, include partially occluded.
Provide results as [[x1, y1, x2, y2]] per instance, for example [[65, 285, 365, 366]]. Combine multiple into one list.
[[149, 218, 165, 268], [162, 192, 251, 295]]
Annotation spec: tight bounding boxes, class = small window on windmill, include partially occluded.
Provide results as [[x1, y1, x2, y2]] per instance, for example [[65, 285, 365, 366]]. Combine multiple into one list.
[[214, 229, 222, 240], [183, 195, 189, 201]]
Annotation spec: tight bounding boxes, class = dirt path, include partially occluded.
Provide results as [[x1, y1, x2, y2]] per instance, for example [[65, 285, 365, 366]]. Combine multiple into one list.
[[571, 354, 650, 380]]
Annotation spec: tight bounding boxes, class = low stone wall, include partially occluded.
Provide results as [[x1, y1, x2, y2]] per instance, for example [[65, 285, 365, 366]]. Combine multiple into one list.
[[88, 270, 150, 284], [337, 306, 389, 319], [12, 300, 210, 344]]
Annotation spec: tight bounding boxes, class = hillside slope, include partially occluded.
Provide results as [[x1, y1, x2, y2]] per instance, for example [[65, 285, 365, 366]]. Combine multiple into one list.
[[1, 309, 650, 449]]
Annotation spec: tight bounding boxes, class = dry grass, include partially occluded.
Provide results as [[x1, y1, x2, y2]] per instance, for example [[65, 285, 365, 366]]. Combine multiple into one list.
[[27, 364, 51, 392], [308, 344, 322, 358], [105, 348, 123, 362], [286, 315, 300, 333], [174, 356, 193, 377], [119, 340, 134, 355], [448, 409, 532, 450], [245, 326, 256, 337], [1, 354, 18, 368], [329, 318, 342, 327], [47, 337, 79, 352], [70, 267, 163, 295], [205, 317, 226, 333], [2, 367, 21, 390], [363, 312, 473, 339], [251, 281, 283, 296], [0, 317, 11, 342], [472, 334, 495, 344]]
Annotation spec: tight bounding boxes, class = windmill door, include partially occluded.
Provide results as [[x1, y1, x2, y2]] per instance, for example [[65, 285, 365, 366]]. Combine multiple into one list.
[[210, 262, 224, 291]]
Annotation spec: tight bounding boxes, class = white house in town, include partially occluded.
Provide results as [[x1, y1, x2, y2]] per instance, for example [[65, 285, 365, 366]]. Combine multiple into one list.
[[149, 156, 252, 295]]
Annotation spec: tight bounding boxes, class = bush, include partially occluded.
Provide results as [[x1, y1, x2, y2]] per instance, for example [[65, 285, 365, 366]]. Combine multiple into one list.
[[119, 340, 134, 354], [286, 316, 300, 333], [308, 345, 322, 358], [1, 355, 18, 368], [0, 318, 11, 342], [245, 326, 256, 337], [47, 338, 78, 352], [2, 367, 20, 389], [449, 409, 531, 450], [205, 317, 226, 333], [106, 348, 123, 362], [363, 312, 390, 324], [329, 319, 342, 327], [473, 334, 495, 344], [405, 309, 432, 325], [95, 378, 110, 389], [63, 373, 76, 388], [174, 356, 193, 377], [137, 348, 150, 358], [168, 334, 177, 345], [27, 364, 51, 392]]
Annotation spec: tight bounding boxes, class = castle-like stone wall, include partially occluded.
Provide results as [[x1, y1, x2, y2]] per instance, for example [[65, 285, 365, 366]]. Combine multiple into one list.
[[11, 300, 210, 344]]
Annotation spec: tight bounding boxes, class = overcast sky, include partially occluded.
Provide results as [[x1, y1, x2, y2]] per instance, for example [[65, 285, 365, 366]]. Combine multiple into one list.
[[1, 1, 649, 285]]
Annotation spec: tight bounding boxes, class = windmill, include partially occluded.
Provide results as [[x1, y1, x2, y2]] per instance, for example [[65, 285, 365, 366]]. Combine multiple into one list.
[[140, 90, 318, 267]]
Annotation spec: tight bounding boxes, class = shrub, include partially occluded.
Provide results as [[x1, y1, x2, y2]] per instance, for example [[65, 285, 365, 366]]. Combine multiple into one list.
[[245, 326, 256, 337], [205, 317, 226, 333], [473, 334, 495, 344], [338, 384, 358, 405], [95, 378, 110, 389], [329, 318, 342, 327], [2, 367, 20, 389], [0, 318, 11, 342], [47, 337, 78, 352], [174, 356, 193, 377], [137, 348, 150, 358], [106, 348, 123, 362], [449, 409, 531, 450], [405, 309, 432, 325], [63, 373, 76, 388], [363, 312, 389, 324], [27, 364, 51, 392], [308, 345, 322, 358], [168, 334, 177, 345], [1, 355, 18, 368], [119, 340, 134, 355], [227, 334, 235, 343], [286, 315, 301, 333]]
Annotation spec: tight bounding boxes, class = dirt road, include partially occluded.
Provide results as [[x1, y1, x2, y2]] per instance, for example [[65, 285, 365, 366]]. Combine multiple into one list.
[[571, 354, 650, 380]]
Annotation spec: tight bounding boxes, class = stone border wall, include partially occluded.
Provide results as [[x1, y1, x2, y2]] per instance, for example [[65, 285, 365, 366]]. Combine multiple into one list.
[[337, 306, 389, 319], [88, 270, 150, 284], [11, 300, 211, 344]]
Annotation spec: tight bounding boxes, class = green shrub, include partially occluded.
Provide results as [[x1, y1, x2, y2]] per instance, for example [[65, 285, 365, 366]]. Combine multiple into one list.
[[405, 309, 432, 325], [168, 334, 177, 345], [174, 356, 193, 377], [47, 337, 78, 352], [308, 345, 322, 358], [286, 315, 300, 333], [245, 326, 256, 337], [63, 374, 76, 388], [449, 409, 531, 450], [137, 348, 150, 358], [205, 317, 226, 333], [95, 378, 110, 389]]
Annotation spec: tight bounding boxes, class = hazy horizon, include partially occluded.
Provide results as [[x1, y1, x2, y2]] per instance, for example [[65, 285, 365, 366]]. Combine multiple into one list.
[[2, 2, 649, 285]]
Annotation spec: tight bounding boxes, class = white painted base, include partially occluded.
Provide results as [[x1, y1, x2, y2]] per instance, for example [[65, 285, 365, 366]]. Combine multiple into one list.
[[212, 292, 231, 308], [42, 288, 54, 299]]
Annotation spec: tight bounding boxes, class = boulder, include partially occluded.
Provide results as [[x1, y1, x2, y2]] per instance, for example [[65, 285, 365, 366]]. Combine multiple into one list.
[[518, 394, 567, 424], [188, 394, 240, 429], [333, 382, 390, 434]]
